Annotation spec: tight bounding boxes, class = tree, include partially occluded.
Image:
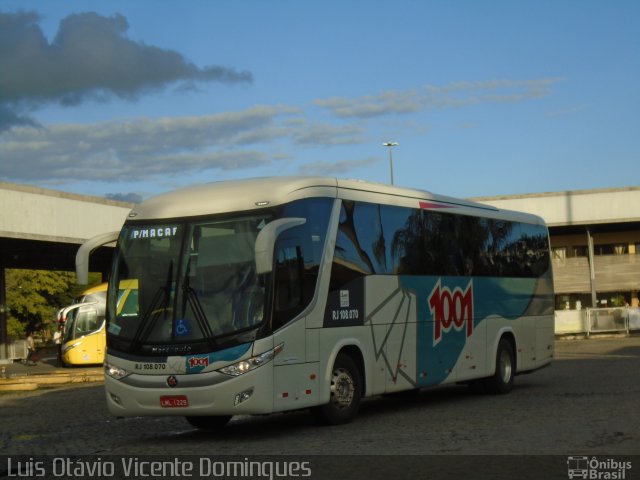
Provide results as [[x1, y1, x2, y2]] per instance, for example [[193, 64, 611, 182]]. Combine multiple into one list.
[[5, 269, 99, 340]]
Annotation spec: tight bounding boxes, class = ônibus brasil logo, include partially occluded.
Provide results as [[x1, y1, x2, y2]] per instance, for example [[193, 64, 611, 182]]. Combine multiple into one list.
[[429, 279, 474, 345]]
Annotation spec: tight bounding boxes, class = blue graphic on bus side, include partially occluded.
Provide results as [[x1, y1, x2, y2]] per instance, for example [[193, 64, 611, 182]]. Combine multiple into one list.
[[399, 276, 540, 386]]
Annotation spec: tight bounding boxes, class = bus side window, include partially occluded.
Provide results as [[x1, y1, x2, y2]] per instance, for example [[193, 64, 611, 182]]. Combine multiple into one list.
[[273, 242, 303, 330]]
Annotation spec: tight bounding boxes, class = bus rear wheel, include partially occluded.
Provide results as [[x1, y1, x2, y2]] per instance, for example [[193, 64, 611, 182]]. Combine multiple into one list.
[[312, 353, 362, 425], [483, 338, 515, 394], [185, 415, 232, 430]]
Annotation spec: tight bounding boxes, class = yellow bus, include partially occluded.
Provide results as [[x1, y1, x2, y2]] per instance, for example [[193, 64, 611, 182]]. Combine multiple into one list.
[[61, 281, 137, 366]]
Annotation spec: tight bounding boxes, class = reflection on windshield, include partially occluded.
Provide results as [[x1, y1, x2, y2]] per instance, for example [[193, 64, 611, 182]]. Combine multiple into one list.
[[63, 305, 100, 343], [108, 225, 182, 345], [181, 217, 266, 340], [109, 216, 268, 350]]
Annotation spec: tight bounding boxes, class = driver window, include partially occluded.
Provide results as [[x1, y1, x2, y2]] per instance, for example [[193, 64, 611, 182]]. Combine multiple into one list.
[[273, 240, 303, 331]]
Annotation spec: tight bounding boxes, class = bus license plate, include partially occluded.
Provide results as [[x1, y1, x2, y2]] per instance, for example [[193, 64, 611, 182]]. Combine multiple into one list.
[[160, 395, 189, 408]]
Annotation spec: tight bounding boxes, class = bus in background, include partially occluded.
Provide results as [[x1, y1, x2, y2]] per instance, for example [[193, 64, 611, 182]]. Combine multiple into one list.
[[60, 283, 107, 366], [76, 177, 554, 428], [60, 281, 138, 366]]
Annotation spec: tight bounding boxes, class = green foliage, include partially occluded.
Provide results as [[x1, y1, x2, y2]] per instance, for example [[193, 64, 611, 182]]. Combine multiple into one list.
[[611, 295, 627, 308], [7, 315, 26, 340], [5, 269, 101, 340]]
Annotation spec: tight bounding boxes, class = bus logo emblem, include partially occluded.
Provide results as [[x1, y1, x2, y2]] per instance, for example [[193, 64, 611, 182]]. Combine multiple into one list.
[[166, 375, 178, 388], [188, 356, 209, 369], [429, 279, 474, 345]]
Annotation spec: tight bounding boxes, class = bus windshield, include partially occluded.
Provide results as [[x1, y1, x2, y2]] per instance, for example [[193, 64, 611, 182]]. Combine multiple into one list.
[[63, 304, 101, 344], [108, 215, 271, 354], [108, 197, 335, 356]]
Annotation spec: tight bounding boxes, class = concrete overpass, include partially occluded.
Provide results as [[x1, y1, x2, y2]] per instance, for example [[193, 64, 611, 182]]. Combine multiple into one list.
[[472, 187, 640, 227], [0, 182, 132, 271]]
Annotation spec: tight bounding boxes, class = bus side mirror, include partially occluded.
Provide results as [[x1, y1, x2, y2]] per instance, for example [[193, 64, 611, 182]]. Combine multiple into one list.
[[254, 218, 306, 275], [76, 231, 120, 284]]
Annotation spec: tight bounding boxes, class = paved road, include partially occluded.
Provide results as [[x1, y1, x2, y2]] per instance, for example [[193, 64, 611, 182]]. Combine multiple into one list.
[[1, 337, 639, 459]]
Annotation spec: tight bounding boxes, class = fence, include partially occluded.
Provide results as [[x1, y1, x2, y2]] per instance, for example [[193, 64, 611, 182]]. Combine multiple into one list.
[[7, 339, 28, 361], [555, 307, 640, 336]]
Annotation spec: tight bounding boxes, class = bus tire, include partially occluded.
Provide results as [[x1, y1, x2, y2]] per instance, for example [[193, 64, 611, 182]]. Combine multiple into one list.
[[483, 337, 515, 394], [312, 353, 362, 425], [185, 415, 232, 430]]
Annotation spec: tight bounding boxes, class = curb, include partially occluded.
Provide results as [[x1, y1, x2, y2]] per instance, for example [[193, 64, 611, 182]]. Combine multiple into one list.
[[0, 370, 104, 392], [0, 382, 39, 391]]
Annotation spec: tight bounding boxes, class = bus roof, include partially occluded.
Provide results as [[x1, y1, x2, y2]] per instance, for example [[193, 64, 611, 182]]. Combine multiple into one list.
[[127, 177, 544, 225]]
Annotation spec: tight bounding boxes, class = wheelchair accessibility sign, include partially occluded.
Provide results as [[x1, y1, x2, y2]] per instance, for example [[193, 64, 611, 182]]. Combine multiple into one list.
[[174, 318, 191, 336]]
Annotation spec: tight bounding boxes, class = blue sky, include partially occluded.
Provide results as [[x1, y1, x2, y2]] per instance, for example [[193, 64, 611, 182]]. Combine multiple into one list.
[[1, 1, 638, 201]]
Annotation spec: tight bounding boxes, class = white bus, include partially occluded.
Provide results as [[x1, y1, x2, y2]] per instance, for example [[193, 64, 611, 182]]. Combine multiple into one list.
[[76, 177, 554, 428]]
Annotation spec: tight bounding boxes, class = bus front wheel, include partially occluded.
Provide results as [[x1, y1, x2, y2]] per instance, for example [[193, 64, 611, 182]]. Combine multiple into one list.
[[312, 353, 362, 425], [483, 338, 515, 394], [185, 415, 232, 430]]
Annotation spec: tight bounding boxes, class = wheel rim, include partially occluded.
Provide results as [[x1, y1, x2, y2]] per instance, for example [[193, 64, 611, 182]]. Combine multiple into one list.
[[330, 367, 355, 409], [499, 349, 512, 383]]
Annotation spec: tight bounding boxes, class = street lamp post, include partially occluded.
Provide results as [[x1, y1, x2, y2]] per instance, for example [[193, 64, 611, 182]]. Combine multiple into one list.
[[383, 142, 398, 185]]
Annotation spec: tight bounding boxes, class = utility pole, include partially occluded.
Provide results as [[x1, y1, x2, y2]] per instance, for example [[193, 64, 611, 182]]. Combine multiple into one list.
[[382, 142, 398, 185]]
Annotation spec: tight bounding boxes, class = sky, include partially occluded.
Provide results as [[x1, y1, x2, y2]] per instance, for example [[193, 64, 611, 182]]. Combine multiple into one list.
[[0, 1, 638, 202]]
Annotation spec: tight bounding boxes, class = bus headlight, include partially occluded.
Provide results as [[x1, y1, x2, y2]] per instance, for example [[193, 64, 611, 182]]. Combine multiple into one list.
[[218, 343, 283, 377], [105, 362, 130, 380]]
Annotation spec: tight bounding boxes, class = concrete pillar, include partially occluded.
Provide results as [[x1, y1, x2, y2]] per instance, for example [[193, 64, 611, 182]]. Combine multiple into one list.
[[0, 264, 7, 363], [586, 227, 597, 308]]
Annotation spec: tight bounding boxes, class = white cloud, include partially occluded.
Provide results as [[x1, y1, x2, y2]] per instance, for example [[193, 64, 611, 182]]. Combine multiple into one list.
[[297, 157, 380, 176], [0, 106, 291, 182], [315, 78, 562, 119], [293, 122, 365, 146], [0, 76, 566, 190]]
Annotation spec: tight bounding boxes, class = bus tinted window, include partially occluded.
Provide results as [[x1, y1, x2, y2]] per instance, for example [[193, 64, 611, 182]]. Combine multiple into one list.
[[331, 200, 549, 289]]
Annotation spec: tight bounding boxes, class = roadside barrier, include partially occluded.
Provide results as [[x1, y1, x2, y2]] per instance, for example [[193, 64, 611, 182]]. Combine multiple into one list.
[[556, 307, 640, 336]]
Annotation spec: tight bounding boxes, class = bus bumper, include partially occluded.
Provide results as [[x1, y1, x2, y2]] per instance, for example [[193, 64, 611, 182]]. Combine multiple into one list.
[[104, 364, 274, 417]]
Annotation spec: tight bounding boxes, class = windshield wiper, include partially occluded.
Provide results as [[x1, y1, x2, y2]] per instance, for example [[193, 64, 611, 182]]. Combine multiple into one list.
[[129, 261, 174, 352], [129, 286, 167, 352], [182, 283, 217, 349], [181, 255, 218, 348]]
